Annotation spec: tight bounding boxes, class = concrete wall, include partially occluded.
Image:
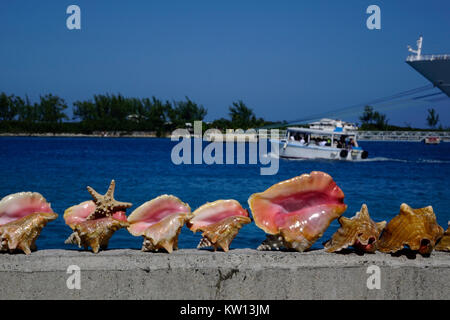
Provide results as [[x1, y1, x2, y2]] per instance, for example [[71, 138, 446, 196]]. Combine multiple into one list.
[[0, 249, 448, 300]]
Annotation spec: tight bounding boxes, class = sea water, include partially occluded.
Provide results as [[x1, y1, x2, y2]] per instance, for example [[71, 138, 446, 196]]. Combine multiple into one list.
[[0, 137, 449, 251]]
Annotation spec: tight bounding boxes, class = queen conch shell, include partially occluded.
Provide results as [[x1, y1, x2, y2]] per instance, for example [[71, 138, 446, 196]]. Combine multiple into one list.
[[127, 195, 191, 253], [378, 203, 444, 255], [65, 217, 129, 253], [324, 204, 386, 253], [434, 222, 449, 252], [248, 171, 347, 252], [187, 200, 251, 252], [64, 180, 131, 253], [0, 192, 58, 254]]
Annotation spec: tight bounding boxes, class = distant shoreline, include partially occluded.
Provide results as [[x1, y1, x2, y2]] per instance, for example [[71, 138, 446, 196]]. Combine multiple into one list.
[[0, 132, 166, 138], [1, 130, 449, 142]]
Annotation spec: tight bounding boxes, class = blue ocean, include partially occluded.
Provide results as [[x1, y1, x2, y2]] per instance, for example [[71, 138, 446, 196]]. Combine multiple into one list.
[[0, 137, 449, 251]]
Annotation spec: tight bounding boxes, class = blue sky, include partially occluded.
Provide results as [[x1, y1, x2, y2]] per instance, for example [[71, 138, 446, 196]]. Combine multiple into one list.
[[0, 0, 449, 127]]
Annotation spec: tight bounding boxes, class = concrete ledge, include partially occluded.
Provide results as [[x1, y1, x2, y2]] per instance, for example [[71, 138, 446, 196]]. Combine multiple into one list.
[[0, 249, 449, 299]]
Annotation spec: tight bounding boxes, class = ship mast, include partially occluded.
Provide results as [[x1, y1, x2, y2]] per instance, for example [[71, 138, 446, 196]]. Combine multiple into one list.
[[408, 35, 423, 58]]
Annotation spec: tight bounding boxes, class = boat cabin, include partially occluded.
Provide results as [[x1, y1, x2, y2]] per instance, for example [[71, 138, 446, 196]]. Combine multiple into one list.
[[285, 127, 360, 149]]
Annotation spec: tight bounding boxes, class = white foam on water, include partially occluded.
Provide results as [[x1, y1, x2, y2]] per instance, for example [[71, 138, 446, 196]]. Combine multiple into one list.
[[263, 154, 449, 164], [262, 152, 280, 159], [359, 157, 408, 163], [416, 159, 450, 164]]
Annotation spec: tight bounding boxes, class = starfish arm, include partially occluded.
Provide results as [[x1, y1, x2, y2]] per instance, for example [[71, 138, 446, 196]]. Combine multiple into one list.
[[106, 180, 116, 198], [113, 201, 133, 210], [87, 186, 102, 203]]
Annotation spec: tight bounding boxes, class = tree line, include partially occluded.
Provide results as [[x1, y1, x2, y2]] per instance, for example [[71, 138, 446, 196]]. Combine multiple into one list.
[[0, 92, 444, 134], [0, 93, 68, 123], [0, 92, 273, 135], [358, 105, 443, 131]]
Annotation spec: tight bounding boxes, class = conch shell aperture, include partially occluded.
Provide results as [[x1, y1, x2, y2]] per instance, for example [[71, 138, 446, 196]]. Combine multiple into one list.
[[378, 203, 444, 255], [324, 204, 386, 253], [187, 200, 251, 252], [248, 171, 347, 252], [127, 195, 191, 253], [64, 180, 131, 253], [0, 192, 58, 254]]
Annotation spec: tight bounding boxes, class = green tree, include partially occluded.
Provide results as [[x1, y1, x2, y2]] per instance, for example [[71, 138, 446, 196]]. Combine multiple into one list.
[[210, 117, 232, 131], [374, 112, 389, 130], [142, 96, 171, 135], [169, 97, 207, 127], [426, 108, 439, 129], [359, 105, 389, 130], [37, 94, 69, 123], [93, 94, 112, 120], [228, 100, 256, 129], [0, 92, 18, 120], [73, 100, 97, 121], [359, 106, 374, 125], [16, 95, 39, 122]]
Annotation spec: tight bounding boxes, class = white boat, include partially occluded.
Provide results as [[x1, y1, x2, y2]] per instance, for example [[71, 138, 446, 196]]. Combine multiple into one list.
[[424, 136, 440, 144], [308, 118, 358, 132], [274, 124, 368, 161]]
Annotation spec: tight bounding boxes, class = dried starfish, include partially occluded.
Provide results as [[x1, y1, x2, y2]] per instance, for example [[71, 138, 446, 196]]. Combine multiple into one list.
[[86, 180, 132, 220]]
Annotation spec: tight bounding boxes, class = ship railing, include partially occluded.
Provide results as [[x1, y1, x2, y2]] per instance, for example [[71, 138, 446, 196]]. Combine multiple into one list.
[[406, 54, 450, 62], [357, 131, 450, 141]]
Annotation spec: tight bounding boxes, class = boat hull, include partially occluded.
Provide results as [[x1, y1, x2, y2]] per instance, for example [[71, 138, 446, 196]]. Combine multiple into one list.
[[274, 140, 367, 161], [424, 137, 440, 145]]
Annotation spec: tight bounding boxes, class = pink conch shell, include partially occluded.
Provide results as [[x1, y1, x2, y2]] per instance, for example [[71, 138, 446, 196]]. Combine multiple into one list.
[[0, 192, 58, 254], [324, 204, 386, 253], [127, 195, 191, 253], [435, 222, 450, 252], [187, 200, 251, 252], [64, 180, 131, 253], [248, 171, 347, 252], [64, 200, 127, 228], [378, 203, 444, 255]]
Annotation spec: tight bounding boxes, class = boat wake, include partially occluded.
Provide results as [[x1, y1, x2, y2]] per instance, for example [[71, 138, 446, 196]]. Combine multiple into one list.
[[262, 153, 449, 164], [263, 152, 280, 159], [359, 157, 407, 163], [416, 159, 450, 164], [363, 158, 450, 164]]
